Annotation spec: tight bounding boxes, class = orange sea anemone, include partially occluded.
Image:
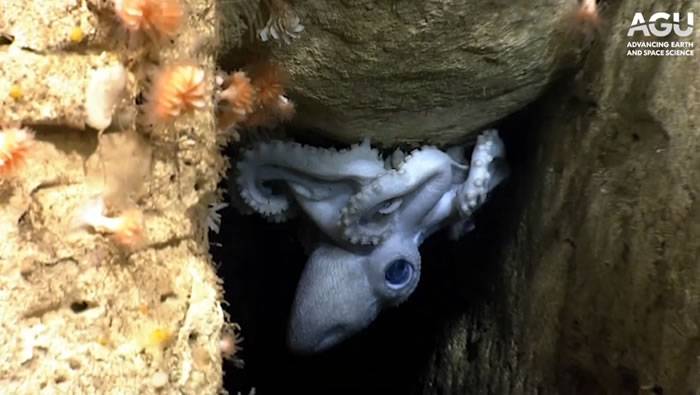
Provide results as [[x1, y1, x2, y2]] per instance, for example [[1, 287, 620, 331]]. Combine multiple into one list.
[[220, 72, 256, 117], [217, 71, 256, 131], [216, 61, 296, 131], [114, 0, 184, 38], [147, 64, 208, 123], [239, 95, 295, 129], [247, 61, 287, 109], [0, 127, 35, 176]]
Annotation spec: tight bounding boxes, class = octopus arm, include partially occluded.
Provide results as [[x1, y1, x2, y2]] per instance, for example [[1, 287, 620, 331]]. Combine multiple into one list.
[[339, 148, 457, 245], [456, 130, 508, 218], [236, 140, 385, 221]]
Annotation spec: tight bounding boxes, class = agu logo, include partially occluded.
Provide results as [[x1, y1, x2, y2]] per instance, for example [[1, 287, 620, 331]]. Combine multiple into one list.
[[627, 12, 694, 37]]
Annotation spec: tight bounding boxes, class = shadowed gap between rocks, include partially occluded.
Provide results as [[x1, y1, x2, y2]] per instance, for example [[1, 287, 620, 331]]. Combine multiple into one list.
[[209, 88, 553, 394]]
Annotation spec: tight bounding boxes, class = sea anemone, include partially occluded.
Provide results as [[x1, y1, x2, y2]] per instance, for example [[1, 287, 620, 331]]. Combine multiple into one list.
[[220, 323, 244, 368], [114, 0, 184, 38], [0, 127, 35, 176], [216, 61, 296, 131], [220, 72, 256, 117], [247, 61, 286, 109], [239, 94, 295, 129], [207, 202, 229, 234], [217, 71, 256, 131], [147, 64, 208, 123]]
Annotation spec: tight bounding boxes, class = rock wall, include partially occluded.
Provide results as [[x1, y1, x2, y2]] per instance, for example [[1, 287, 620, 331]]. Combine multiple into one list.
[[221, 0, 578, 146], [0, 1, 227, 394], [422, 0, 700, 393]]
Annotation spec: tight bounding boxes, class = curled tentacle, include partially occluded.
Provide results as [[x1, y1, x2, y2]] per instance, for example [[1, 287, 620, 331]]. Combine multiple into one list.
[[236, 139, 385, 222], [456, 129, 508, 217], [339, 147, 458, 245]]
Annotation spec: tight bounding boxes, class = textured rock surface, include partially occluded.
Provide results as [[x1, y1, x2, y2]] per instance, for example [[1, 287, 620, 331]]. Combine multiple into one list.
[[0, 1, 227, 394], [221, 0, 577, 145], [422, 0, 700, 394], [0, 50, 125, 129], [0, 0, 99, 52]]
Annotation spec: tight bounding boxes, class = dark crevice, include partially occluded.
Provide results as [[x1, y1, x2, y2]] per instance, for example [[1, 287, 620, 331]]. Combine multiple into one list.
[[211, 91, 544, 394], [0, 34, 13, 46], [69, 300, 97, 314]]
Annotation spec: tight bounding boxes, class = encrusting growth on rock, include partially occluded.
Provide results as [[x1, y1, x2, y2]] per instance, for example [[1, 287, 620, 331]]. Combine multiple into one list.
[[86, 63, 128, 131], [8, 84, 23, 101], [74, 196, 147, 249], [258, 0, 305, 44]]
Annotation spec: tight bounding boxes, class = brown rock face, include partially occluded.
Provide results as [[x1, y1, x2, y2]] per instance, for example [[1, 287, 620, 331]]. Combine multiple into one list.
[[421, 0, 700, 394], [222, 0, 577, 145]]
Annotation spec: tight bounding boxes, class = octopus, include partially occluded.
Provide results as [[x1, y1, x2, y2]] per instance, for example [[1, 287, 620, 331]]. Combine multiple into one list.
[[234, 130, 508, 353]]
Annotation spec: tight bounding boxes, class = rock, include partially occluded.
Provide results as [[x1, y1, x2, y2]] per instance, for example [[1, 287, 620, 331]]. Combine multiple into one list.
[[0, 0, 98, 52], [0, 50, 127, 130], [0, 1, 227, 394], [221, 0, 579, 145], [421, 0, 700, 393]]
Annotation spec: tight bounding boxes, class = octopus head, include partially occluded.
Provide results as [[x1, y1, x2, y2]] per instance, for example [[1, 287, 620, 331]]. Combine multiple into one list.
[[287, 234, 421, 354]]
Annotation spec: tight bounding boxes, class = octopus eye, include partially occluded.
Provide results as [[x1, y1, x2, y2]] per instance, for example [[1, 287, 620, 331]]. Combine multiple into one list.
[[384, 259, 413, 288], [377, 199, 402, 215]]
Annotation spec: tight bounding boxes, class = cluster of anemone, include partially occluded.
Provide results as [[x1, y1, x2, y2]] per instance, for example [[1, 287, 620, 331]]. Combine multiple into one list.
[[2, 0, 300, 247], [114, 0, 209, 125], [80, 0, 206, 248], [1, 0, 299, 376], [217, 61, 295, 136], [1, 0, 206, 250], [0, 132, 148, 253]]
